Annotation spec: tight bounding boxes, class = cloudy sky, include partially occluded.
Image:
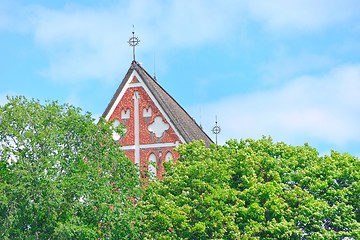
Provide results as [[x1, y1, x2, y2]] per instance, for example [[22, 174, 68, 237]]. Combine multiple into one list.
[[1, 0, 360, 156]]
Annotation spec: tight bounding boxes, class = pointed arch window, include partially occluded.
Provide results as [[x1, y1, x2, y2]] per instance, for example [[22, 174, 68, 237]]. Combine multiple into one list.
[[148, 153, 157, 177], [112, 119, 121, 141], [165, 152, 173, 162]]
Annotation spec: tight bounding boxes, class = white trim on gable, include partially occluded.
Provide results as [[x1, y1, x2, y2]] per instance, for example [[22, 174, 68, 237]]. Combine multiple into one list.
[[129, 82, 142, 87], [121, 141, 180, 151], [105, 69, 186, 144], [104, 70, 144, 121], [133, 91, 140, 166]]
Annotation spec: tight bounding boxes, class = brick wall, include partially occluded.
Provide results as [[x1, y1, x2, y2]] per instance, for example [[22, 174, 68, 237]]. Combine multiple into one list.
[[109, 78, 182, 178]]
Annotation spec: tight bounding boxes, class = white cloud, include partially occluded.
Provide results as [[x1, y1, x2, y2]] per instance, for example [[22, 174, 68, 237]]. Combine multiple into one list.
[[244, 0, 360, 32], [3, 0, 359, 84], [13, 0, 245, 83], [260, 48, 335, 85], [157, 0, 244, 46], [30, 4, 131, 82], [195, 64, 360, 149]]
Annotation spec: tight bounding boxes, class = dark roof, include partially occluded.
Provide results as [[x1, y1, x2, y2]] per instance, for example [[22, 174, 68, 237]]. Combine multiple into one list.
[[102, 61, 213, 146]]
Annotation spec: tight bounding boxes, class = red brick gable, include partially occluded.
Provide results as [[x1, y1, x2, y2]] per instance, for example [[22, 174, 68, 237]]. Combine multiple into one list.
[[105, 70, 182, 178], [102, 61, 213, 178], [130, 76, 139, 83], [110, 87, 181, 144]]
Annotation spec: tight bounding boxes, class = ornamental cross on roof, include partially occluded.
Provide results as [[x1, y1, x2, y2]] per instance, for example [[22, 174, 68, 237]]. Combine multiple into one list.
[[128, 26, 140, 61], [212, 115, 221, 145]]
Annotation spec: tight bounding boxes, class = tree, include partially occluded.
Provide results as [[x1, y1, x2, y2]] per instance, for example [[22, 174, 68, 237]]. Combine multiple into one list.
[[0, 96, 141, 239], [137, 138, 360, 239]]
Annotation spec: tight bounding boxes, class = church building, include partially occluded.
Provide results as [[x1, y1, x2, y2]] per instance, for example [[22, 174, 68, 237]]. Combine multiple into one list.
[[102, 60, 213, 177]]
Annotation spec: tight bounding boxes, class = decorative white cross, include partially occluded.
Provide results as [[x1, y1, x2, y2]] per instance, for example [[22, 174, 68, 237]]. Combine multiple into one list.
[[128, 26, 140, 61]]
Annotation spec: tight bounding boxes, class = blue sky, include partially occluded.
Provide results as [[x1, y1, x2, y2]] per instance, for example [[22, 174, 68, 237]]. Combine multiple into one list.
[[1, 0, 360, 156]]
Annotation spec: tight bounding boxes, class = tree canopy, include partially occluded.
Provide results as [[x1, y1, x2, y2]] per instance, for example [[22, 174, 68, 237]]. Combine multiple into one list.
[[1, 96, 359, 239], [0, 96, 141, 239], [137, 138, 360, 239]]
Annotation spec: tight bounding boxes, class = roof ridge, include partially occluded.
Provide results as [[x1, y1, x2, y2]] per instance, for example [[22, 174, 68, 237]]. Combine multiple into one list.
[[133, 61, 213, 145], [135, 62, 196, 122], [102, 61, 213, 146]]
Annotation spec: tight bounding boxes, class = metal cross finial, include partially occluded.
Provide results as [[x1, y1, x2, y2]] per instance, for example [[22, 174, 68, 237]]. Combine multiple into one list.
[[212, 115, 221, 145], [128, 25, 140, 61]]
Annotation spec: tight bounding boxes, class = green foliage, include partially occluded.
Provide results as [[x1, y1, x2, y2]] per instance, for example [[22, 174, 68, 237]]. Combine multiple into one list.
[[137, 138, 360, 239], [2, 97, 358, 239], [0, 96, 141, 239]]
